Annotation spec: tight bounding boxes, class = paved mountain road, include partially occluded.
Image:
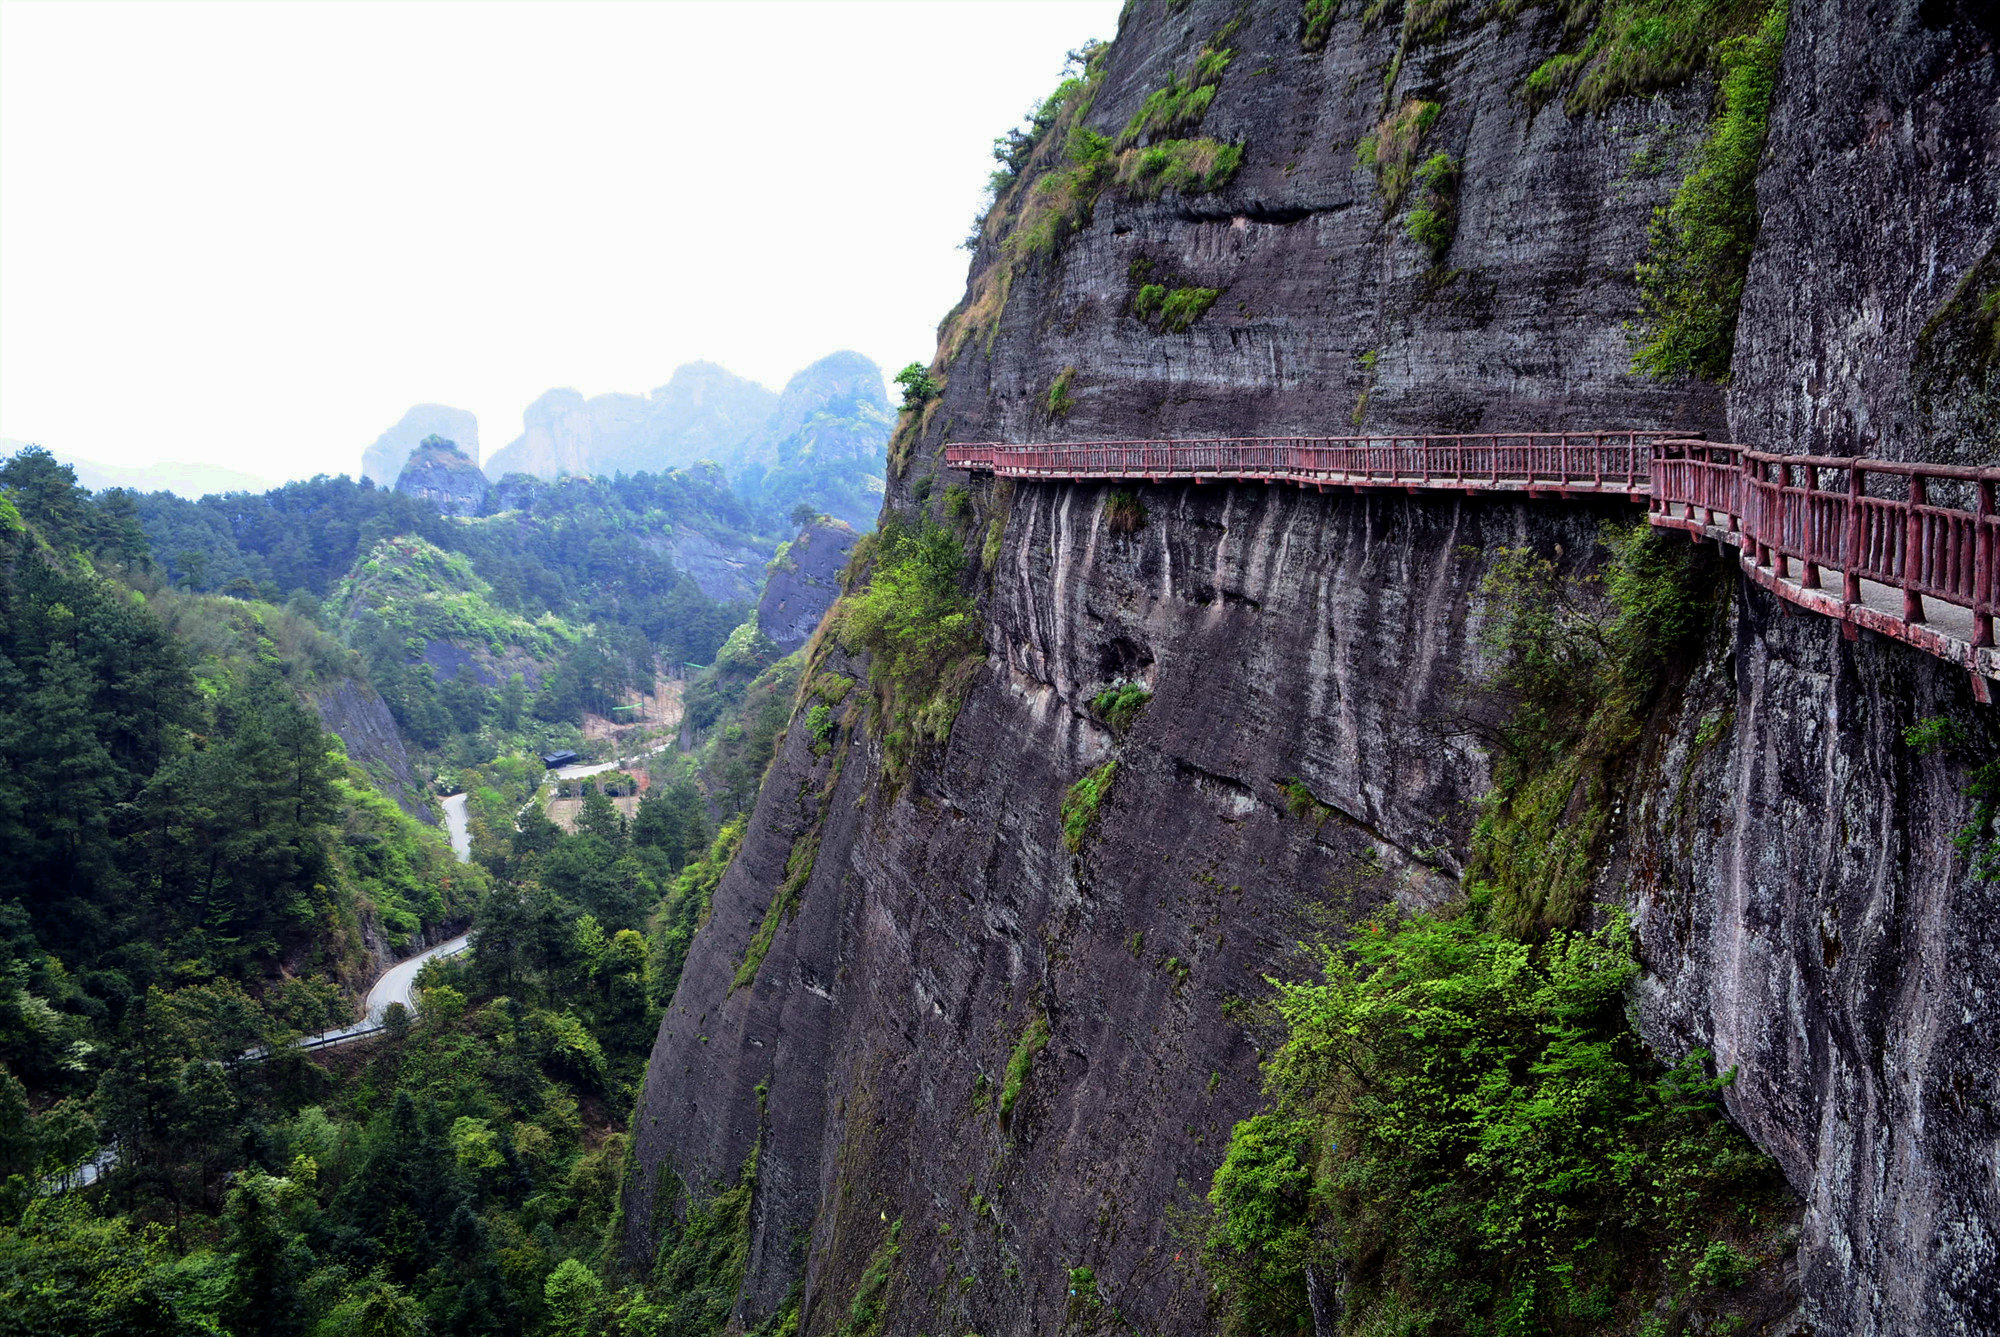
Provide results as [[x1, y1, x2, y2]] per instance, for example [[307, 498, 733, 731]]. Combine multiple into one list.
[[441, 791, 471, 860]]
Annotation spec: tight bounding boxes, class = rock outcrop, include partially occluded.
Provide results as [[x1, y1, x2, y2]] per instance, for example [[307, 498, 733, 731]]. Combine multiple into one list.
[[308, 676, 431, 820], [363, 404, 479, 487], [625, 2, 2000, 1334], [393, 435, 487, 517], [755, 517, 859, 652]]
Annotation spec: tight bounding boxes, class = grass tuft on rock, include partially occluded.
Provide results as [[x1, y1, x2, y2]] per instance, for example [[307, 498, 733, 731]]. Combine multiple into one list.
[[1061, 761, 1118, 853], [998, 1011, 1051, 1128]]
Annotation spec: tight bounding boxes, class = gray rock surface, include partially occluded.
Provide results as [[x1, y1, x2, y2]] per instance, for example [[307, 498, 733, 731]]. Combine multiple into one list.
[[755, 518, 858, 651], [392, 435, 487, 517], [308, 677, 431, 820], [655, 527, 770, 606], [363, 404, 479, 486], [1729, 0, 2000, 464], [626, 1, 2000, 1333]]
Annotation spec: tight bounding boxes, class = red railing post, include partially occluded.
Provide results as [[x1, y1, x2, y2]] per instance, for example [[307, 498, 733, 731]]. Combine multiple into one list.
[[1904, 474, 1927, 625], [1772, 462, 1791, 579], [1704, 446, 1718, 529], [1801, 463, 1821, 590], [1843, 462, 1863, 606], [1977, 477, 1995, 649]]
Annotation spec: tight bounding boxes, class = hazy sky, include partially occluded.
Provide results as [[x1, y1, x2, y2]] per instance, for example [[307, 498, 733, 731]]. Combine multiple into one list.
[[0, 0, 1122, 481]]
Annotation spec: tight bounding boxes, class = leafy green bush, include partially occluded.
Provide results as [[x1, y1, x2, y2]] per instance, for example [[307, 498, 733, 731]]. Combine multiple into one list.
[[1633, 1, 1788, 381], [805, 703, 836, 755], [1113, 137, 1244, 197], [838, 514, 983, 777], [1061, 761, 1118, 852], [1405, 151, 1460, 258], [1203, 910, 1787, 1335], [894, 362, 939, 409], [999, 1011, 1051, 1127], [1691, 1240, 1755, 1289], [1090, 683, 1151, 733], [1128, 278, 1222, 334]]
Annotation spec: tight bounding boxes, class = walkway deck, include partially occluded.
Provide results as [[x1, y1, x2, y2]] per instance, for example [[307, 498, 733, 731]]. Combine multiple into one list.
[[946, 434, 2000, 694]]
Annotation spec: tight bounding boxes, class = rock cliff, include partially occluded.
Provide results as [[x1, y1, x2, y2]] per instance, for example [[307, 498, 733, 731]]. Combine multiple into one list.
[[392, 434, 488, 517], [755, 518, 859, 652], [625, 2, 2000, 1334], [363, 403, 479, 486]]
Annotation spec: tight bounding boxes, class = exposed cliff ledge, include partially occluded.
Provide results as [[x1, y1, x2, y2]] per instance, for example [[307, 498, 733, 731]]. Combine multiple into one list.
[[627, 0, 2000, 1332], [627, 484, 1639, 1334]]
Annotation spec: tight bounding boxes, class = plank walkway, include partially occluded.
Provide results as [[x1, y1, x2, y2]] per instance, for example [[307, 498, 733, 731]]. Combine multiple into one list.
[[946, 434, 2000, 694]]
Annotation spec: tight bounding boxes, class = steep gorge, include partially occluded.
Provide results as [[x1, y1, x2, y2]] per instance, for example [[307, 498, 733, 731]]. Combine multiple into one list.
[[625, 2, 2000, 1334]]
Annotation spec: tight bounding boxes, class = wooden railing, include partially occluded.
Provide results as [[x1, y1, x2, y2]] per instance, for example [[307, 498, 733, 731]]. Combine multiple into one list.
[[1648, 441, 2000, 650], [946, 432, 1660, 495], [946, 434, 2000, 681]]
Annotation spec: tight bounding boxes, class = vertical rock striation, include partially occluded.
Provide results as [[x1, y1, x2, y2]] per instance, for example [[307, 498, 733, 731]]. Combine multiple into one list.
[[626, 1, 2000, 1332]]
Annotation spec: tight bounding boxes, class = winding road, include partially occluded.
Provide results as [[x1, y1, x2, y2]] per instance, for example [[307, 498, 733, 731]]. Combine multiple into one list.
[[441, 790, 471, 860], [292, 930, 472, 1050]]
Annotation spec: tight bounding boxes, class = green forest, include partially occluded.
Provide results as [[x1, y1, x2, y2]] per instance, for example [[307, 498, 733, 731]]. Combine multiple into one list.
[[0, 444, 820, 1334]]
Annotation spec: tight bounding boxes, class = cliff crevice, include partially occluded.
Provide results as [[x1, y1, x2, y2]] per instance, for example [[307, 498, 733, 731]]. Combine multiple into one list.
[[627, 0, 2000, 1332]]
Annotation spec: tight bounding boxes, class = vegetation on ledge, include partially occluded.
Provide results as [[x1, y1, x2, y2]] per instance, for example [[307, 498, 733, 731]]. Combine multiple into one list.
[[1632, 1, 1789, 381], [837, 514, 983, 780], [998, 1011, 1051, 1128], [1202, 908, 1791, 1336], [1061, 761, 1119, 853], [1355, 98, 1441, 208], [1090, 682, 1151, 733], [1461, 524, 1715, 936], [1132, 284, 1222, 333]]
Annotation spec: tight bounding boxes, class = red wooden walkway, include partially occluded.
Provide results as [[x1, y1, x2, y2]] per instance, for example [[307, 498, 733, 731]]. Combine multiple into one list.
[[944, 434, 2000, 691]]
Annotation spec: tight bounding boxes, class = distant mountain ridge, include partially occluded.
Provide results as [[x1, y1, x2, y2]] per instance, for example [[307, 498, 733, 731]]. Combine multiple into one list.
[[481, 361, 777, 483], [1, 439, 281, 498], [476, 352, 890, 529]]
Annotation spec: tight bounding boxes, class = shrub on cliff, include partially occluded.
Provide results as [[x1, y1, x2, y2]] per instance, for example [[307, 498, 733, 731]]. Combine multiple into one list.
[[1469, 523, 1717, 934], [1632, 0, 1788, 381], [839, 514, 982, 775], [1202, 909, 1789, 1336]]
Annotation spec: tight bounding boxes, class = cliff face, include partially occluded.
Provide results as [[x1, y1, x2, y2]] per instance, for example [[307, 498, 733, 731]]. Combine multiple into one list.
[[1633, 3, 2000, 1330], [363, 403, 480, 486], [308, 676, 431, 821], [393, 435, 488, 517], [1727, 0, 1998, 463], [627, 1, 2000, 1333], [756, 518, 858, 653]]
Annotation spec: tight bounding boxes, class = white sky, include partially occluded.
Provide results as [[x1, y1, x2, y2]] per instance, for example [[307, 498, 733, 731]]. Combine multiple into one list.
[[0, 0, 1121, 481]]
